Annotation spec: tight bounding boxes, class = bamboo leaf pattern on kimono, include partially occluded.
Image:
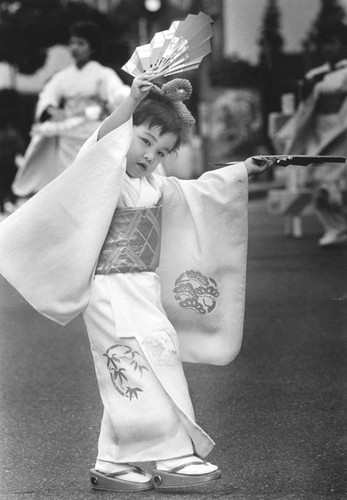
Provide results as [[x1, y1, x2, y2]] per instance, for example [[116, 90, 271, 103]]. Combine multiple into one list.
[[125, 387, 143, 401], [130, 359, 149, 374], [104, 344, 148, 401]]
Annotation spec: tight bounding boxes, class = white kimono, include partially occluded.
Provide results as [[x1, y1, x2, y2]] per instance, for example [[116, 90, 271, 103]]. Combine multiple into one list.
[[13, 61, 130, 196], [276, 61, 347, 234], [0, 119, 249, 462]]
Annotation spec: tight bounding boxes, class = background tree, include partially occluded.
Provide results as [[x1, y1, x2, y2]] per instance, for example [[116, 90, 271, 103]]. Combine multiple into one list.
[[257, 0, 284, 153], [0, 0, 57, 75], [210, 56, 259, 89], [0, 0, 120, 76], [303, 0, 347, 69]]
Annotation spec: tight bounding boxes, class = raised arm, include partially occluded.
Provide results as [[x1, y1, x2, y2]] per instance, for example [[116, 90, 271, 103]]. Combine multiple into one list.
[[97, 75, 153, 140], [35, 72, 64, 121]]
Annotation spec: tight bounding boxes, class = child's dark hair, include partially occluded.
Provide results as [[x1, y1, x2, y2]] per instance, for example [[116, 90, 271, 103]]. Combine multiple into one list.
[[133, 95, 183, 151]]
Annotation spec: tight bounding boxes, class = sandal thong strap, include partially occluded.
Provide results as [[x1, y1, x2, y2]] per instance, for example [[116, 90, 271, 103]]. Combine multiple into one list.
[[103, 465, 146, 478], [166, 459, 207, 473]]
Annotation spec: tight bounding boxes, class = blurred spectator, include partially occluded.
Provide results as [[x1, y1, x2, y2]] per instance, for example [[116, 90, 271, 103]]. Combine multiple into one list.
[[208, 88, 262, 165], [0, 125, 24, 216], [277, 25, 347, 247], [11, 21, 130, 204], [162, 127, 203, 179], [0, 92, 24, 217]]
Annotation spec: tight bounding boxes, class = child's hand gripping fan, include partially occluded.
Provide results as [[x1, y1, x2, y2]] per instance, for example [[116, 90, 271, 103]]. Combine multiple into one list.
[[121, 11, 213, 80], [214, 155, 347, 176]]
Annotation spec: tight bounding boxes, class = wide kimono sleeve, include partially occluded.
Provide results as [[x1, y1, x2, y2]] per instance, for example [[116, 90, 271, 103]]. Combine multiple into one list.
[[277, 66, 347, 156], [100, 67, 131, 110], [158, 163, 249, 365], [0, 119, 133, 326], [35, 70, 66, 120]]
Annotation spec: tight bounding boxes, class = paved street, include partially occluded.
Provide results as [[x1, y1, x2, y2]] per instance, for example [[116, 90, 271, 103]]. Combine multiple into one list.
[[0, 198, 346, 500]]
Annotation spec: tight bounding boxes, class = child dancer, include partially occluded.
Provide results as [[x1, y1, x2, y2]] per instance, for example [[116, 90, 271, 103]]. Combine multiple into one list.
[[0, 74, 273, 492]]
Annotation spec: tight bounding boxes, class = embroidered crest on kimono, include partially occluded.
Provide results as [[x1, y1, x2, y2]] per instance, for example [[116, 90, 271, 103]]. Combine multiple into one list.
[[173, 270, 220, 315]]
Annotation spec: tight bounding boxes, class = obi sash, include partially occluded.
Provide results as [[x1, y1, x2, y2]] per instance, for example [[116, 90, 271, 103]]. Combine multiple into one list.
[[95, 203, 162, 274]]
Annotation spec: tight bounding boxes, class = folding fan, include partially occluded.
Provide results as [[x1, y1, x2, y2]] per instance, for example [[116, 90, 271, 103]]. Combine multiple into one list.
[[122, 11, 213, 80]]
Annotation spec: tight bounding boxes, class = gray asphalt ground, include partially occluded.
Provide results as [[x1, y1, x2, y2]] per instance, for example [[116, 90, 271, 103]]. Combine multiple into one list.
[[0, 198, 346, 500]]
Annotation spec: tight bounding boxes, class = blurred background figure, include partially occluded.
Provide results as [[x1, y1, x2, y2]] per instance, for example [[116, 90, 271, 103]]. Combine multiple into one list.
[[0, 90, 24, 219], [9, 20, 130, 207], [276, 23, 347, 247], [162, 126, 203, 179]]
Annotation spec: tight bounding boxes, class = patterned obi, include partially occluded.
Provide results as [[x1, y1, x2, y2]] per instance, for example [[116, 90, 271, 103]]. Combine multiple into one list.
[[316, 92, 346, 114], [95, 204, 162, 274]]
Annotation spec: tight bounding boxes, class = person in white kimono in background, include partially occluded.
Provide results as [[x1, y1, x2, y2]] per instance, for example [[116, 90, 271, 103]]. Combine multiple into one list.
[[277, 25, 347, 247], [10, 20, 130, 203], [0, 73, 275, 492]]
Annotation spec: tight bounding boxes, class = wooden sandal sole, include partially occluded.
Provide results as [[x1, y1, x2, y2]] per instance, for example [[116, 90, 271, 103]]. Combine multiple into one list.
[[152, 468, 221, 488], [90, 468, 154, 492]]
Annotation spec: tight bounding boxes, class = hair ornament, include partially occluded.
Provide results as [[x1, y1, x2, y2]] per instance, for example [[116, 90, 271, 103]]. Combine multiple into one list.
[[150, 78, 195, 127]]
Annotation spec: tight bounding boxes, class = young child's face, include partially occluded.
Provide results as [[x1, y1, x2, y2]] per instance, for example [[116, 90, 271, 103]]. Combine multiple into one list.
[[126, 124, 178, 178]]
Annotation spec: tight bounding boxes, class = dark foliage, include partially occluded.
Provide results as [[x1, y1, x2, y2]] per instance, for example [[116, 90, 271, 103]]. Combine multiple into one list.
[[210, 57, 259, 88], [258, 0, 283, 62], [305, 0, 346, 49], [303, 0, 347, 67], [0, 0, 120, 74]]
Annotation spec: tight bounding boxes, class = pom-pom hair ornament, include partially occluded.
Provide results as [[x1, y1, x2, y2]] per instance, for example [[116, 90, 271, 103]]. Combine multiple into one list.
[[150, 78, 196, 127], [121, 11, 213, 80]]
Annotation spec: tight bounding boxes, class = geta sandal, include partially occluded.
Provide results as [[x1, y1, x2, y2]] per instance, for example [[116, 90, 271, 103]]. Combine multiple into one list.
[[90, 466, 153, 491], [152, 460, 221, 489]]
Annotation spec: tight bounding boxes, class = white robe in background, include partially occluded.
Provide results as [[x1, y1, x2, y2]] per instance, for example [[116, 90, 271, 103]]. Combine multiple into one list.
[[276, 61, 347, 235], [13, 61, 130, 196]]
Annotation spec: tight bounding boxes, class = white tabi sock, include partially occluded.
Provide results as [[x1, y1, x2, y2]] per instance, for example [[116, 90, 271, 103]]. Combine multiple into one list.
[[95, 460, 151, 483], [156, 454, 219, 475]]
